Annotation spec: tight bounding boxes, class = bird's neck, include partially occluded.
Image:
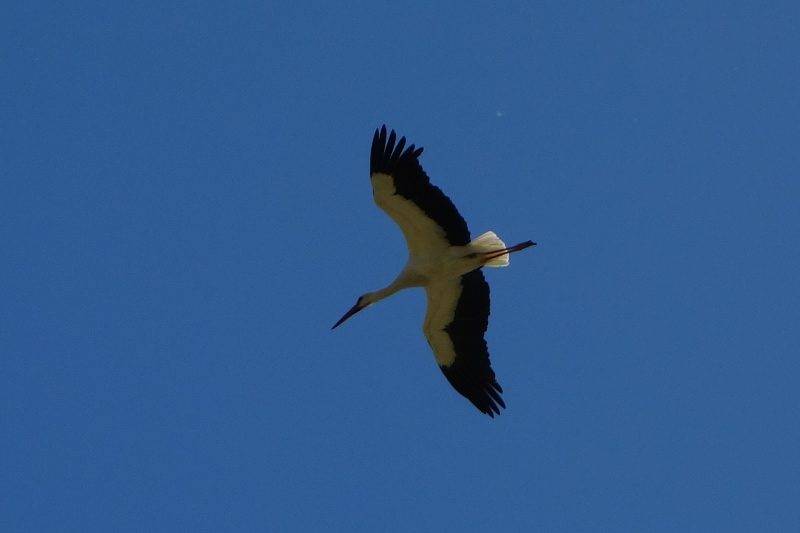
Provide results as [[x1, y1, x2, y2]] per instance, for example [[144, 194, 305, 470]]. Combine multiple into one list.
[[369, 267, 421, 305], [369, 283, 403, 305]]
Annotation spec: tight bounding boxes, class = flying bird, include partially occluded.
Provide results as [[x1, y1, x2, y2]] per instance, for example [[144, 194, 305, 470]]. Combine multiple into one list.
[[332, 126, 535, 417]]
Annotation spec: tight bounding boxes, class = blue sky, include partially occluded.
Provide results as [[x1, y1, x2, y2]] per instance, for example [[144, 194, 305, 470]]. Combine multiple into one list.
[[2, 2, 799, 531]]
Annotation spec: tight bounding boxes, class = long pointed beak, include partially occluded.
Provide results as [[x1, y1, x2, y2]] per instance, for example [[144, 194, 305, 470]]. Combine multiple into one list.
[[332, 302, 363, 330]]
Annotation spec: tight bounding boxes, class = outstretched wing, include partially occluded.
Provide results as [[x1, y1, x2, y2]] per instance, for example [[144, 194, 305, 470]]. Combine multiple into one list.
[[423, 270, 505, 417], [370, 125, 471, 257]]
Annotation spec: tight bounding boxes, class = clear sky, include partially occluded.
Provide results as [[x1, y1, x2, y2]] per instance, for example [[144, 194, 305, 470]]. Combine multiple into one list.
[[2, 2, 799, 531]]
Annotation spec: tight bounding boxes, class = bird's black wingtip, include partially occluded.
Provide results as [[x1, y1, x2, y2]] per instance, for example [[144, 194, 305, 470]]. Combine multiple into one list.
[[478, 400, 503, 418], [440, 365, 506, 418], [371, 125, 425, 177]]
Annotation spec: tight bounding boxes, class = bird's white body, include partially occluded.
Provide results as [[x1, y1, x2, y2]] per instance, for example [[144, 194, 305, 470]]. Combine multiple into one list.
[[333, 126, 535, 417], [369, 230, 510, 295], [359, 224, 512, 367]]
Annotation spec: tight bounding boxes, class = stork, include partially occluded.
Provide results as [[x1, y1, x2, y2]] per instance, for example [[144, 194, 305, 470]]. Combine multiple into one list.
[[333, 126, 535, 417]]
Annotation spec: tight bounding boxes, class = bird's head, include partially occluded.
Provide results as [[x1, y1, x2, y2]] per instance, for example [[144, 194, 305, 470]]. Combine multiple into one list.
[[332, 293, 376, 330]]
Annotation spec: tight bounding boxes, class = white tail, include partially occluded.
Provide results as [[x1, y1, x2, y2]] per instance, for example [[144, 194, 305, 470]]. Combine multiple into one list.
[[470, 231, 510, 267]]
